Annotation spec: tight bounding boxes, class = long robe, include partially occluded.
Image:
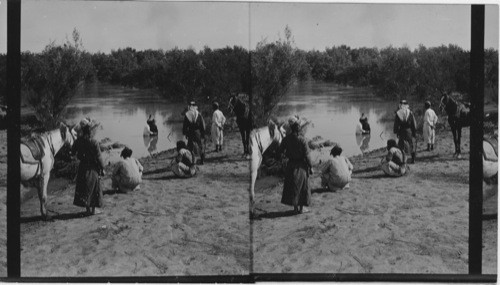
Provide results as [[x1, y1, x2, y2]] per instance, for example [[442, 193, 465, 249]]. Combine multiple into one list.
[[72, 137, 105, 208], [279, 133, 312, 207], [183, 109, 206, 158], [394, 106, 417, 155], [423, 108, 438, 144], [211, 109, 226, 146]]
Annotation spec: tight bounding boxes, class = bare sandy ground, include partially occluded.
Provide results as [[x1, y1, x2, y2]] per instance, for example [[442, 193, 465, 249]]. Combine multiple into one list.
[[18, 131, 251, 276], [252, 127, 498, 274], [0, 126, 496, 277]]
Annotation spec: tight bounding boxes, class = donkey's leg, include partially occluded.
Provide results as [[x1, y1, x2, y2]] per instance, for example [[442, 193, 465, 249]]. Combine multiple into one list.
[[249, 150, 262, 219], [239, 126, 246, 155], [244, 128, 251, 155], [38, 173, 50, 220], [450, 123, 458, 156], [456, 126, 462, 158]]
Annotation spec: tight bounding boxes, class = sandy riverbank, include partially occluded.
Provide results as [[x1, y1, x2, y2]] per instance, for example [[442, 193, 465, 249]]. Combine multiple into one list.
[[252, 127, 497, 274], [0, 124, 496, 277], [17, 131, 251, 276]]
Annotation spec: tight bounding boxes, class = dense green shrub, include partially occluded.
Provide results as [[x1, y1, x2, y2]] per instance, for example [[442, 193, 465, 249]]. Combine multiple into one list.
[[21, 29, 94, 129]]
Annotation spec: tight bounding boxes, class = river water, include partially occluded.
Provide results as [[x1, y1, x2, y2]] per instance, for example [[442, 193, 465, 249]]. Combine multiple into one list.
[[64, 81, 397, 158], [276, 81, 396, 157], [64, 83, 185, 159]]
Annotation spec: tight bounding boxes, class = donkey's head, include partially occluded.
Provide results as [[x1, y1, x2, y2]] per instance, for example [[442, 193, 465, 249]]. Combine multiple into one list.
[[59, 122, 76, 147], [439, 92, 450, 113], [268, 120, 286, 145]]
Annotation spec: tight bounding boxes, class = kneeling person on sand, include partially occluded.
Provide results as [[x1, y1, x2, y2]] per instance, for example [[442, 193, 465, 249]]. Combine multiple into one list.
[[171, 141, 197, 178], [112, 147, 144, 193], [381, 139, 409, 177], [321, 145, 353, 191]]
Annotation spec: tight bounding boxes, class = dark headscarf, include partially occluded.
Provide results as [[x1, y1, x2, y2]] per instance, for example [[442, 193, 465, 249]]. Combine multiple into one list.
[[290, 122, 300, 134], [330, 145, 343, 157], [387, 139, 397, 150], [121, 147, 133, 159], [177, 140, 187, 152]]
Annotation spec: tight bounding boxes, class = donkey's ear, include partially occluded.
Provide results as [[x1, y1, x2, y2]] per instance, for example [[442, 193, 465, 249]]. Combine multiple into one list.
[[268, 119, 277, 127], [268, 121, 276, 138], [59, 124, 68, 140]]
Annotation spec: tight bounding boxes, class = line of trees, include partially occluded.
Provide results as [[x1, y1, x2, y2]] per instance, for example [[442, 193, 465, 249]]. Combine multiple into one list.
[[0, 27, 497, 129]]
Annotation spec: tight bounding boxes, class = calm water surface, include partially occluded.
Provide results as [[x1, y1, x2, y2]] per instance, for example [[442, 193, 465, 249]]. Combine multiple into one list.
[[64, 83, 185, 158], [64, 81, 397, 158], [277, 81, 397, 157]]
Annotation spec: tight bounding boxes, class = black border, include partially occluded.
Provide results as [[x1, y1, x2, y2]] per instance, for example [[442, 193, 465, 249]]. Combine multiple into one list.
[[6, 0, 21, 278], [3, 1, 496, 282], [469, 4, 486, 275]]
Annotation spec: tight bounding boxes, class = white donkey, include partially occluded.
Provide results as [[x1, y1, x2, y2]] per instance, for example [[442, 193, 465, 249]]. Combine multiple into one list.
[[249, 120, 286, 216], [483, 137, 498, 201], [20, 123, 76, 220]]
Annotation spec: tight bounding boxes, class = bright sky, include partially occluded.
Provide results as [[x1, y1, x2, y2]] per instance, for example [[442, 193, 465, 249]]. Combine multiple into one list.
[[0, 1, 498, 53]]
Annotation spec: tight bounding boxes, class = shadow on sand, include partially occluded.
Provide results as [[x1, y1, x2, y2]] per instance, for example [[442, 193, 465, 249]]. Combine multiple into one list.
[[254, 209, 298, 219], [21, 211, 90, 223], [142, 168, 170, 176], [311, 187, 334, 194]]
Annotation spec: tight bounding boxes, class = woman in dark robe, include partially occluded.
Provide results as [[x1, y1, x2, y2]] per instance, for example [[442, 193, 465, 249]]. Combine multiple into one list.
[[279, 122, 313, 214], [72, 124, 105, 215]]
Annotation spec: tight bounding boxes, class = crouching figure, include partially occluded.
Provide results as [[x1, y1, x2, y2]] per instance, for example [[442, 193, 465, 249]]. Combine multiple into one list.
[[171, 141, 197, 178], [112, 147, 143, 193], [381, 139, 409, 177], [321, 145, 353, 191]]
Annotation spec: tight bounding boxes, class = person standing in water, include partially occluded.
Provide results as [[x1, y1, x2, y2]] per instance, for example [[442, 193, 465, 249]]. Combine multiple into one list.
[[146, 114, 158, 136], [359, 113, 371, 134]]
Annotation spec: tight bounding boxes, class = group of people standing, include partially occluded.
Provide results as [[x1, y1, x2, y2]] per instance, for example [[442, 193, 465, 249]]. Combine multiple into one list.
[[279, 99, 439, 215], [70, 97, 438, 217], [70, 100, 228, 215], [382, 99, 438, 177], [172, 101, 227, 177]]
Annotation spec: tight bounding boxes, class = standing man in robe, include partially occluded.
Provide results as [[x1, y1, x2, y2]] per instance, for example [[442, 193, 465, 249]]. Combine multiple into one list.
[[394, 99, 417, 163], [211, 101, 226, 152], [423, 101, 438, 151], [183, 101, 206, 165]]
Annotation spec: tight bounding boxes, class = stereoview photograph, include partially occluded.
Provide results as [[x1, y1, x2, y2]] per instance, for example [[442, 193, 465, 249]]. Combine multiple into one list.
[[0, 0, 497, 278]]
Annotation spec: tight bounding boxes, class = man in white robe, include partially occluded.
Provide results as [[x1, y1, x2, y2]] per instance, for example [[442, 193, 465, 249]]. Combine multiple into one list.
[[423, 101, 438, 151], [211, 102, 226, 152]]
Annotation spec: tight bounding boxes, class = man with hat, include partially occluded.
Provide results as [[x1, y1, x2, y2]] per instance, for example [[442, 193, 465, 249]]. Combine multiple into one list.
[[423, 100, 438, 151], [393, 99, 417, 163], [183, 100, 206, 164]]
